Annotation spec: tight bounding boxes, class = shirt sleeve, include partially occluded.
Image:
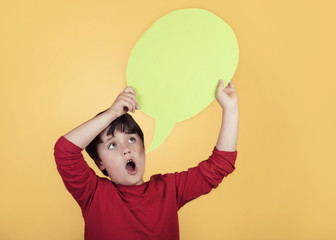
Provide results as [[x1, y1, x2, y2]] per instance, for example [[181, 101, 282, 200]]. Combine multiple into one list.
[[174, 147, 238, 209], [53, 136, 98, 213]]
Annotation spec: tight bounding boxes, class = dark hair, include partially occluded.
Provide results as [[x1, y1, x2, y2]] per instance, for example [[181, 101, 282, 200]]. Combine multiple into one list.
[[85, 111, 144, 176]]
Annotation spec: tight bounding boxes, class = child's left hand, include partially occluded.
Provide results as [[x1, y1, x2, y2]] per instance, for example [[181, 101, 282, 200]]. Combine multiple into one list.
[[216, 79, 238, 110]]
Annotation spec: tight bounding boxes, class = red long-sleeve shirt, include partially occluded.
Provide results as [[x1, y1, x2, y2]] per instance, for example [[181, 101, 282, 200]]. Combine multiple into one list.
[[54, 136, 238, 240]]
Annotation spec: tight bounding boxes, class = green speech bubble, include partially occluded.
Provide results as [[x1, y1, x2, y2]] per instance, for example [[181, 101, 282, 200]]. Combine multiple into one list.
[[126, 8, 239, 153]]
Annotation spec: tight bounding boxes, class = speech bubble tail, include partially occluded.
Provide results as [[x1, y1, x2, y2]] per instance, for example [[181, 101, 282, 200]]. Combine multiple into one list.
[[146, 120, 175, 154]]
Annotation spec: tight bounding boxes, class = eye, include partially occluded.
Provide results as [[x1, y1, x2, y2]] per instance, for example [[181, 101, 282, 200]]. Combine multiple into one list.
[[128, 137, 136, 143], [108, 142, 116, 150]]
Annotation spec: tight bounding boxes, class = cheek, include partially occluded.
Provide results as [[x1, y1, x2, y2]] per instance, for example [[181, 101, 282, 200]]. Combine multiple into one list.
[[133, 144, 144, 153], [99, 149, 109, 159], [99, 150, 117, 166], [134, 145, 145, 162]]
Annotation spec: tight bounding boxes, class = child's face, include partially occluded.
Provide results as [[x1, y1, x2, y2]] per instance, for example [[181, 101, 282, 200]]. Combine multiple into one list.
[[97, 127, 145, 186]]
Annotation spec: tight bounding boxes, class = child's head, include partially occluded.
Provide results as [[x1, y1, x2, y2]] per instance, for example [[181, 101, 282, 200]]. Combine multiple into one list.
[[85, 112, 145, 186]]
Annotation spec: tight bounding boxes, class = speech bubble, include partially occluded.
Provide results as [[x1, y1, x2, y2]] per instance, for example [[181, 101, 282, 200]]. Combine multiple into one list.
[[126, 8, 239, 153]]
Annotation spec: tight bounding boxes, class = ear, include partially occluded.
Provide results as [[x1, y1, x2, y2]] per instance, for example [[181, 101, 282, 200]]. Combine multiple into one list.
[[95, 158, 106, 171]]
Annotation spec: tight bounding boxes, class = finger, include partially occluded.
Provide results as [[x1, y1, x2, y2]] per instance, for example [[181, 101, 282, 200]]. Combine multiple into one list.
[[121, 92, 137, 103], [120, 94, 138, 112], [121, 87, 140, 110], [217, 80, 224, 94], [121, 91, 139, 110], [123, 86, 136, 95], [128, 98, 137, 113], [118, 95, 135, 111], [121, 99, 135, 113], [123, 92, 140, 110], [224, 81, 233, 89], [128, 98, 136, 113]]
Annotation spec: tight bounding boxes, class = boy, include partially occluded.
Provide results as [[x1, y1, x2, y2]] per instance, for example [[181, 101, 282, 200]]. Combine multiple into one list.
[[54, 80, 239, 240]]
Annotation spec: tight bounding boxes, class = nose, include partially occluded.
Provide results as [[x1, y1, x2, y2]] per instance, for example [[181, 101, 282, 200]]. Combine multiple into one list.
[[122, 145, 131, 155]]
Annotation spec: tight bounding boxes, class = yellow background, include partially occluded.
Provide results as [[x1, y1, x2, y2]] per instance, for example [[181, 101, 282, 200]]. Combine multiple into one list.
[[1, 0, 335, 239]]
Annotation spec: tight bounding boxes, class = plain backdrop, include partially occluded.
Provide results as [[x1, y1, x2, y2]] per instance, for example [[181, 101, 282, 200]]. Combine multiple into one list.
[[1, 0, 335, 239]]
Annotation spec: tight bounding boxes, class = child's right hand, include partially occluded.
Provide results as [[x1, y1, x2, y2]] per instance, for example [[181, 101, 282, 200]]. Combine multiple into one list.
[[107, 87, 139, 118]]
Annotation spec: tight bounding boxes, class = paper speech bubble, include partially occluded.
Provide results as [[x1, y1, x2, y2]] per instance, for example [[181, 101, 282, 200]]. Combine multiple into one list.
[[126, 8, 239, 153]]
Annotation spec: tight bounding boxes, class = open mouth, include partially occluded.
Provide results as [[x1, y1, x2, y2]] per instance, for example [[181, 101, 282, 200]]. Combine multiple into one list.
[[125, 159, 137, 174]]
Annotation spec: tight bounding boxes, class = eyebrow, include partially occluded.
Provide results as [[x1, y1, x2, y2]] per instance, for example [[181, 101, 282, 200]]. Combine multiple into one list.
[[103, 133, 136, 143], [104, 136, 114, 143]]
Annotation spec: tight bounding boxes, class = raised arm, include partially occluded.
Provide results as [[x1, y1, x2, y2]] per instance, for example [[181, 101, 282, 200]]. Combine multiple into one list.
[[172, 81, 238, 208], [63, 87, 139, 149], [215, 80, 239, 151]]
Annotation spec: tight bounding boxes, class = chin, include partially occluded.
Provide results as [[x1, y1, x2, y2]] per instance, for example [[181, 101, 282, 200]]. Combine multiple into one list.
[[129, 176, 144, 186], [135, 179, 144, 185]]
